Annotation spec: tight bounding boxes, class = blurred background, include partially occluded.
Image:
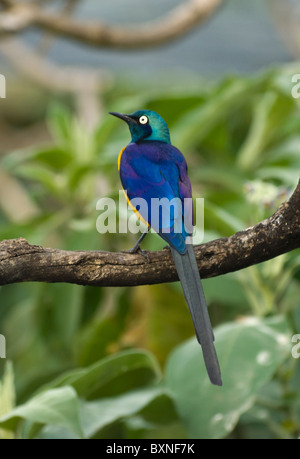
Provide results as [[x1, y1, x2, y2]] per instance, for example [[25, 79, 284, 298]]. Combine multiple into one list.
[[0, 0, 299, 439]]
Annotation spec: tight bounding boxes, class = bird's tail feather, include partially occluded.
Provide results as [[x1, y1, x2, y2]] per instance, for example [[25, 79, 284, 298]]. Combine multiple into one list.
[[170, 245, 222, 386]]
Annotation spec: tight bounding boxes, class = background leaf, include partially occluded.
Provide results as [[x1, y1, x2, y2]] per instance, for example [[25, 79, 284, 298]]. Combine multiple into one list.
[[165, 316, 291, 439], [0, 386, 83, 438], [41, 349, 162, 400]]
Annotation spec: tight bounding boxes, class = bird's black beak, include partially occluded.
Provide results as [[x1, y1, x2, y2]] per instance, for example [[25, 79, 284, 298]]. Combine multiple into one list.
[[109, 112, 137, 124]]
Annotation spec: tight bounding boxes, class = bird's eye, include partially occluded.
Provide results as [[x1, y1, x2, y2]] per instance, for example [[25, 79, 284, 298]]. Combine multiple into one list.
[[139, 115, 148, 125]]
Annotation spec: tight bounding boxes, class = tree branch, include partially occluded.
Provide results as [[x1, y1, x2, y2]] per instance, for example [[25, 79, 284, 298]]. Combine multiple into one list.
[[0, 180, 299, 288], [0, 0, 224, 49]]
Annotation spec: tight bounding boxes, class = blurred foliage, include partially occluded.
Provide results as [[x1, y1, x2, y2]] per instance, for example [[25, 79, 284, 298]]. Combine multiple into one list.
[[0, 65, 300, 439]]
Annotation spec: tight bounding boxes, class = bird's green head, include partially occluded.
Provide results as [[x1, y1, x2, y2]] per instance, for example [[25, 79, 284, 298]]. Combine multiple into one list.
[[109, 110, 171, 144]]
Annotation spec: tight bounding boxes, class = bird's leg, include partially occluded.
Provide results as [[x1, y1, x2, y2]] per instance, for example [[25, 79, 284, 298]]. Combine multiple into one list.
[[128, 229, 148, 253]]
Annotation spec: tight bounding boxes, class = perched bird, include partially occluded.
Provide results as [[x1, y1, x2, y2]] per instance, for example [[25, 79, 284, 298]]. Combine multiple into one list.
[[110, 109, 222, 386]]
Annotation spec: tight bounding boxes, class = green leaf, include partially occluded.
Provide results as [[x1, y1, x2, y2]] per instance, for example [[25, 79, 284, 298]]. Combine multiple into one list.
[[165, 316, 290, 439], [41, 349, 162, 400], [0, 386, 83, 438], [74, 291, 130, 366], [47, 104, 73, 147], [257, 167, 300, 187], [193, 166, 246, 194], [80, 386, 169, 438], [0, 362, 16, 439], [172, 76, 258, 151], [35, 283, 84, 347], [37, 386, 175, 439], [237, 91, 294, 171], [13, 164, 65, 196], [30, 146, 73, 170], [204, 274, 248, 309], [1, 145, 71, 172], [204, 200, 245, 235], [146, 93, 206, 127]]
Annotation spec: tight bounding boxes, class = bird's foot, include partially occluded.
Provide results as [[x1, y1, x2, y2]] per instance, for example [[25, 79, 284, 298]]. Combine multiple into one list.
[[127, 244, 141, 254], [121, 246, 150, 260]]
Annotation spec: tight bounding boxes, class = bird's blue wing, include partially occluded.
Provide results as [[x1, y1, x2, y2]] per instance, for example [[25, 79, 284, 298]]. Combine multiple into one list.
[[119, 142, 193, 253]]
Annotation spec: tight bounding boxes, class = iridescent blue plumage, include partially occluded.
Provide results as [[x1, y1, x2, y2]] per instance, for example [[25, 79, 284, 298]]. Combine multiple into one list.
[[110, 109, 222, 386], [119, 140, 193, 254]]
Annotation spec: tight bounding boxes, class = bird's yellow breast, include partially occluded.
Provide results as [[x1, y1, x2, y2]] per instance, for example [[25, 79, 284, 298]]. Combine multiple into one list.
[[118, 146, 126, 171]]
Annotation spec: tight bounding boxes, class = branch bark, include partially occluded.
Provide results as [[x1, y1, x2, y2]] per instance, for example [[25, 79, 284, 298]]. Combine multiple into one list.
[[0, 180, 299, 287], [0, 0, 224, 49]]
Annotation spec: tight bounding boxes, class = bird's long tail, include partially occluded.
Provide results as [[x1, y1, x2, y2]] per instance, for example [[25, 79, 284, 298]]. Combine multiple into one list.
[[170, 245, 222, 386]]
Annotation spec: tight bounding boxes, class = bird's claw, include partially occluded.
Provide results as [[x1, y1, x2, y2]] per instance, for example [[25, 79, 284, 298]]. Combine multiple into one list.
[[121, 246, 150, 260], [127, 245, 141, 254]]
